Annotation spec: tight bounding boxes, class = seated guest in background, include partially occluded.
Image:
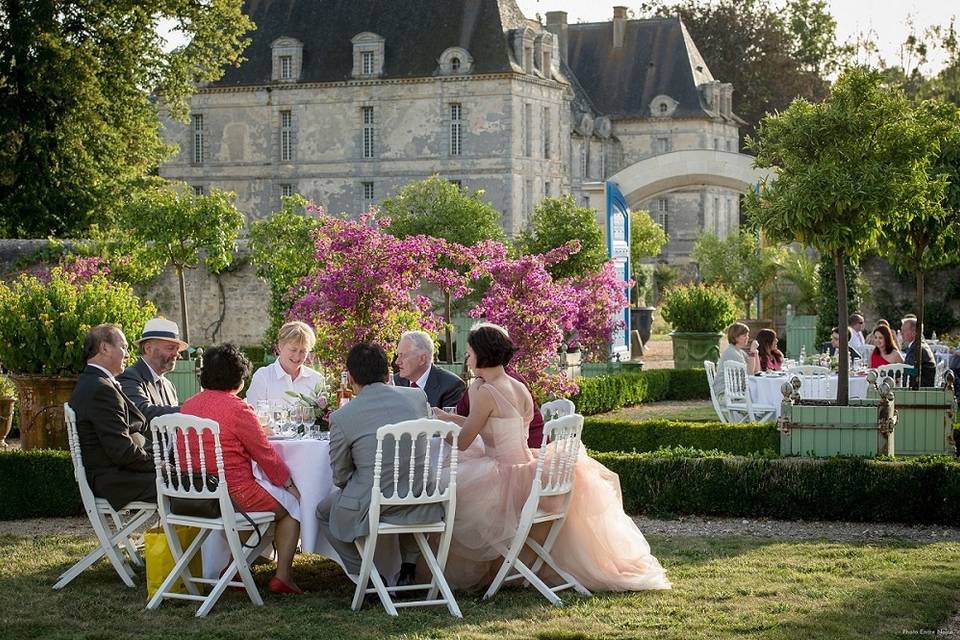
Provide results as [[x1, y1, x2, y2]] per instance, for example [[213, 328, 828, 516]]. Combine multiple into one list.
[[118, 318, 186, 425], [870, 324, 903, 368], [454, 325, 545, 448], [181, 344, 303, 595], [715, 323, 759, 399], [316, 343, 441, 589], [848, 314, 867, 352], [825, 327, 860, 361], [755, 328, 783, 372], [394, 330, 466, 408], [900, 317, 936, 387], [69, 324, 155, 509], [246, 321, 323, 408]]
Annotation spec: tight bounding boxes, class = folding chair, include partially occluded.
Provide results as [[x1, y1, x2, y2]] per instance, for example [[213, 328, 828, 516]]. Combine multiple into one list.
[[146, 413, 276, 617], [704, 361, 729, 422], [54, 403, 157, 590], [540, 398, 576, 421], [876, 363, 911, 388], [484, 413, 592, 606], [723, 361, 776, 423], [352, 418, 462, 617]]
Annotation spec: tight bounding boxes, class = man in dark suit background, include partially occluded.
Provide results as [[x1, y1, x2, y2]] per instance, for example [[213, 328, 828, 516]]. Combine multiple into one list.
[[69, 324, 155, 509], [118, 317, 186, 425], [901, 317, 936, 387], [394, 330, 465, 409]]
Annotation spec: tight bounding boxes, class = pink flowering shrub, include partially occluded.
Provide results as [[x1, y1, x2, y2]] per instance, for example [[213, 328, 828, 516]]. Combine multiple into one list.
[[566, 261, 631, 362]]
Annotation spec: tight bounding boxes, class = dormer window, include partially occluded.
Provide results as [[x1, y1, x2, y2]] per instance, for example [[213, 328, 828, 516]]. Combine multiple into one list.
[[535, 32, 554, 78], [511, 28, 536, 74], [271, 37, 303, 82], [659, 103, 668, 115], [650, 94, 678, 118], [352, 32, 385, 78], [438, 47, 473, 75]]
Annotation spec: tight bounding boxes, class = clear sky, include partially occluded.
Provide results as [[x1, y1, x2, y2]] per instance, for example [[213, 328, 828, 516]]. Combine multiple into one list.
[[517, 0, 957, 74]]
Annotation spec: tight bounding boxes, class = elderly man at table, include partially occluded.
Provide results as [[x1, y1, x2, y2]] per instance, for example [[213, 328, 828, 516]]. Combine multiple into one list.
[[393, 330, 465, 409], [117, 318, 185, 426], [316, 342, 442, 589], [901, 317, 936, 387], [68, 324, 155, 510]]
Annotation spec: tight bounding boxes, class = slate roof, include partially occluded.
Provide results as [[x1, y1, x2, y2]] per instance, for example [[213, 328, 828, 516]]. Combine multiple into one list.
[[211, 0, 516, 87], [565, 17, 715, 120]]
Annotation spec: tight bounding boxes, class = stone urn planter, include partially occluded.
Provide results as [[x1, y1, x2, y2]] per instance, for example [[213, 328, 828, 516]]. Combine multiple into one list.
[[669, 332, 723, 370], [10, 375, 78, 450], [777, 376, 897, 457], [0, 396, 15, 447], [630, 307, 656, 346]]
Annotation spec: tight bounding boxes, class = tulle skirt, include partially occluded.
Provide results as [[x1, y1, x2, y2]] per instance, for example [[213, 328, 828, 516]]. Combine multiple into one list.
[[444, 444, 671, 592]]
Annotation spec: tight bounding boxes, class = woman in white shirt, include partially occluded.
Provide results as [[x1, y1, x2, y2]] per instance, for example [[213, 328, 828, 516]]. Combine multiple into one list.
[[714, 322, 760, 399], [245, 321, 323, 408]]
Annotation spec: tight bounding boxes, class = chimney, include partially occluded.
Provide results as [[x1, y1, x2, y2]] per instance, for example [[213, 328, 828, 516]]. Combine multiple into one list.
[[545, 11, 568, 63], [613, 6, 628, 49]]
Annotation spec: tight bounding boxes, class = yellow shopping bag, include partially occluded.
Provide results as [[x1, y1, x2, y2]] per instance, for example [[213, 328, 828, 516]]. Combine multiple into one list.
[[144, 526, 203, 598]]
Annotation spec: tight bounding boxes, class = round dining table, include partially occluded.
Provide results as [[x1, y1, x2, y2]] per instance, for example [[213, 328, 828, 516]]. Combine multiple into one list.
[[748, 372, 871, 419]]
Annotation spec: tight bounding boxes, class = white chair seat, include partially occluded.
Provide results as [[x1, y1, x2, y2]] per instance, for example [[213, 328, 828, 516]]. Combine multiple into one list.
[[55, 404, 158, 591], [533, 509, 564, 524], [375, 520, 446, 534], [164, 511, 276, 529]]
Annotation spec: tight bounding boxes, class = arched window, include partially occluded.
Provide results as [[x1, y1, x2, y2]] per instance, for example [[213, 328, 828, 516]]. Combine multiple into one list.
[[438, 47, 473, 75], [451, 57, 461, 72]]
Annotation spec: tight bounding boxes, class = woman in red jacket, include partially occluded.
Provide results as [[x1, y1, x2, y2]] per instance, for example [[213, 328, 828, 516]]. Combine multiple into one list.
[[181, 344, 303, 594]]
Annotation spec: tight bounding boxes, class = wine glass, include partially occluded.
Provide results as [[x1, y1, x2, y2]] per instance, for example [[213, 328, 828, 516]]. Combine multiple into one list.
[[255, 401, 272, 434]]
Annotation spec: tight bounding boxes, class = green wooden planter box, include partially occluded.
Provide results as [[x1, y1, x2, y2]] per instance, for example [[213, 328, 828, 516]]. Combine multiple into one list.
[[785, 314, 818, 359], [866, 377, 956, 456], [778, 379, 897, 457], [167, 359, 200, 403], [670, 332, 723, 370]]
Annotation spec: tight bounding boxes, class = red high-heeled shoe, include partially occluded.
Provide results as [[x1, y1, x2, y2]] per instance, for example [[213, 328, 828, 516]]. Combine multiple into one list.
[[268, 576, 303, 594]]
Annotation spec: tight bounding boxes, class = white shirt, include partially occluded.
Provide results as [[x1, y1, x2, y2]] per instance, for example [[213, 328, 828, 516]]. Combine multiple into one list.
[[245, 360, 323, 408], [413, 364, 432, 390], [849, 329, 866, 349], [89, 363, 118, 383]]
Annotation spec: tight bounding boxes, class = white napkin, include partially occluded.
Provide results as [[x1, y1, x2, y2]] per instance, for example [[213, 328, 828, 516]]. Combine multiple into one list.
[[252, 463, 302, 522]]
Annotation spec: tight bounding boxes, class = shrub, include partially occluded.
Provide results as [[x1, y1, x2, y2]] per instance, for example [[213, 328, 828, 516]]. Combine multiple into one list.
[[0, 449, 81, 520], [660, 284, 738, 333], [583, 419, 777, 456], [591, 449, 960, 525], [572, 369, 711, 415]]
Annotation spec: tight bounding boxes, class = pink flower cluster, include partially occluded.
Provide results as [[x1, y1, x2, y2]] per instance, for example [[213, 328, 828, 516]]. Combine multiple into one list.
[[28, 256, 111, 285]]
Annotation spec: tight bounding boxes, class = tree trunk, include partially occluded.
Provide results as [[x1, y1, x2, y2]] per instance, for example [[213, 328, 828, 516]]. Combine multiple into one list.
[[177, 266, 190, 346], [444, 290, 454, 364], [834, 252, 849, 405], [913, 270, 925, 390]]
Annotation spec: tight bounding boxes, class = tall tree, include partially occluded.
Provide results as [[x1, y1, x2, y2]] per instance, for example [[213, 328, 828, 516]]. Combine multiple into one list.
[[639, 0, 847, 140], [746, 67, 937, 404], [0, 1, 253, 238], [692, 231, 781, 319], [516, 196, 607, 280]]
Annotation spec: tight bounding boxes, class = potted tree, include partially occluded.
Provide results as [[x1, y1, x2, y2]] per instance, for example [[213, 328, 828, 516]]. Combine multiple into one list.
[[629, 210, 668, 346], [660, 283, 738, 369], [0, 268, 155, 449]]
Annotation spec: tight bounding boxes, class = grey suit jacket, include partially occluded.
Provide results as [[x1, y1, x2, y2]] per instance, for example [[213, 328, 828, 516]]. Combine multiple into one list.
[[117, 358, 180, 425], [323, 383, 444, 543], [395, 365, 465, 408]]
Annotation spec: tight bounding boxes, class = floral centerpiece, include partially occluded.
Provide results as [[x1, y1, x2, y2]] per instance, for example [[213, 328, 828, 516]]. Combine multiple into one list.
[[285, 379, 333, 431], [0, 267, 156, 448]]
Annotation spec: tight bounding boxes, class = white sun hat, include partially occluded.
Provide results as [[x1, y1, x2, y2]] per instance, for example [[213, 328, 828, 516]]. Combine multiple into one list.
[[136, 318, 189, 351]]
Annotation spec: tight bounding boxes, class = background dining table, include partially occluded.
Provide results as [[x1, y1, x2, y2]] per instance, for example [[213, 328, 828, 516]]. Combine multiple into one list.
[[748, 373, 871, 419]]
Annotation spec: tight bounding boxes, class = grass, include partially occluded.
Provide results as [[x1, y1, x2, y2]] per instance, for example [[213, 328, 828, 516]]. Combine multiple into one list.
[[1, 532, 958, 639], [600, 400, 719, 423]]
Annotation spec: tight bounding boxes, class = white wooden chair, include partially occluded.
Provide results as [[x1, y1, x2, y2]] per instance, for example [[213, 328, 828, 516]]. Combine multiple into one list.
[[791, 365, 831, 376], [540, 398, 576, 422], [484, 413, 592, 606], [875, 363, 912, 388], [703, 361, 729, 423], [789, 374, 832, 400], [54, 403, 157, 590], [935, 359, 948, 387], [723, 361, 777, 423], [146, 413, 276, 617], [352, 418, 462, 617]]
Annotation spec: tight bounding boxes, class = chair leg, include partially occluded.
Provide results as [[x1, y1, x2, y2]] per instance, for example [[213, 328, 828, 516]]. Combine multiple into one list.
[[146, 527, 208, 611], [108, 509, 142, 567], [53, 545, 107, 590], [524, 536, 591, 597], [163, 521, 203, 597], [89, 511, 136, 587], [414, 532, 461, 618], [508, 553, 563, 606], [483, 522, 533, 601]]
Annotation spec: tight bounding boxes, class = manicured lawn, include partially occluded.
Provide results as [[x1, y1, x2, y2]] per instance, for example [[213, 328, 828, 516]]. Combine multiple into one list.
[[601, 400, 719, 423], [1, 532, 957, 639]]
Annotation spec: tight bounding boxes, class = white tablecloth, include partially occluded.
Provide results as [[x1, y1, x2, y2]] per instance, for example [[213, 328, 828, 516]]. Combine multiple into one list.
[[201, 437, 402, 581], [748, 374, 870, 419]]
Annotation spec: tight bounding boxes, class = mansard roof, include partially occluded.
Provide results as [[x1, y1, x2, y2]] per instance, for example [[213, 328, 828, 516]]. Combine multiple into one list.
[[212, 0, 516, 87], [566, 17, 714, 120]]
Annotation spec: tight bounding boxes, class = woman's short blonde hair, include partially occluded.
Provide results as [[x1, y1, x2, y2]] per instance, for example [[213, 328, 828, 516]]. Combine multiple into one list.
[[726, 322, 750, 345], [277, 321, 316, 351]]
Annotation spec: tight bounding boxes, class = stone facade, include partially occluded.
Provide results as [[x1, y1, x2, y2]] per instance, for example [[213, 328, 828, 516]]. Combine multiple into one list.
[[160, 1, 746, 259]]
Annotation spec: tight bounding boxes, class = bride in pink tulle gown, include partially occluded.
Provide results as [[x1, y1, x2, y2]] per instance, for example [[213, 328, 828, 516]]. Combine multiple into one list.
[[433, 323, 671, 592]]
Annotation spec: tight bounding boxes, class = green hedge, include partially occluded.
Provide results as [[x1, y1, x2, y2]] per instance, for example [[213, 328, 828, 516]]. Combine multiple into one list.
[[0, 449, 81, 520], [583, 418, 777, 456], [573, 369, 710, 415], [592, 449, 960, 525]]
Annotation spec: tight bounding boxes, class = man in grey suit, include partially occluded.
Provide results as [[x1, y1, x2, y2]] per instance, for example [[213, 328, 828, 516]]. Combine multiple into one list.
[[394, 330, 465, 408], [317, 342, 443, 586], [117, 318, 186, 425]]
